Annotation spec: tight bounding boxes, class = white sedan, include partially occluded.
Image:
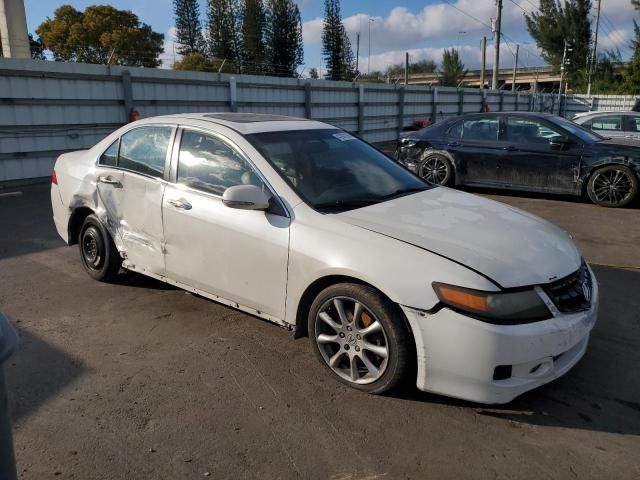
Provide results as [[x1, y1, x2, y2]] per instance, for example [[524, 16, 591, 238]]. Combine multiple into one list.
[[51, 113, 598, 404]]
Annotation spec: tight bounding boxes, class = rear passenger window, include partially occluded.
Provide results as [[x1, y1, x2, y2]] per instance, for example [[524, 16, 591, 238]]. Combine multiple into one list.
[[99, 140, 118, 167], [118, 126, 172, 178], [177, 130, 263, 195], [462, 118, 499, 141], [591, 116, 621, 131], [446, 121, 463, 139]]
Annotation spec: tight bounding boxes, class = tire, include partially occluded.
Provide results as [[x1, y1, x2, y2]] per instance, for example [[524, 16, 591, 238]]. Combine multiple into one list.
[[78, 214, 122, 281], [418, 152, 454, 186], [587, 165, 638, 208], [308, 283, 412, 394]]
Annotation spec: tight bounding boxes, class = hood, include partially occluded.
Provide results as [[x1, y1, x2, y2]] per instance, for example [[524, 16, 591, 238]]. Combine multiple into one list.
[[336, 188, 582, 288], [598, 137, 640, 149]]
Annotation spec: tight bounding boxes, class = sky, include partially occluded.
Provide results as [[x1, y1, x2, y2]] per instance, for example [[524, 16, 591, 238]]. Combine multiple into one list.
[[23, 0, 640, 74]]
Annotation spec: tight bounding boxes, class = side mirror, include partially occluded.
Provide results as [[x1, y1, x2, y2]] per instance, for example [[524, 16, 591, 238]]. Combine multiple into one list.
[[549, 135, 569, 149], [222, 184, 271, 210]]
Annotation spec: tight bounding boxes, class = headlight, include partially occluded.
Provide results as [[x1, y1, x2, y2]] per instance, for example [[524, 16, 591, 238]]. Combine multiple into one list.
[[432, 283, 552, 324], [402, 140, 417, 148]]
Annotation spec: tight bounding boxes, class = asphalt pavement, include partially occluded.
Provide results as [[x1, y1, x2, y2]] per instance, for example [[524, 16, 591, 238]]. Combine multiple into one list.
[[1, 183, 639, 480]]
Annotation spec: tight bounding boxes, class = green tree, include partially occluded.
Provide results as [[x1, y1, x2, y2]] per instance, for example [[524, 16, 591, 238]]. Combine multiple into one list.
[[591, 50, 625, 94], [36, 5, 163, 67], [525, 0, 592, 89], [321, 0, 355, 81], [173, 0, 205, 55], [439, 48, 467, 87], [309, 67, 319, 79], [207, 0, 240, 64], [385, 58, 437, 78], [264, 0, 303, 77], [29, 34, 46, 60], [240, 0, 266, 73], [172, 51, 237, 72], [622, 20, 640, 94]]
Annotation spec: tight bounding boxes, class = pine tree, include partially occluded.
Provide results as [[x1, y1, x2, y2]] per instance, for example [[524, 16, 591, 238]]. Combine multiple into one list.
[[622, 20, 640, 94], [240, 0, 266, 73], [173, 0, 205, 55], [264, 0, 303, 77], [207, 0, 240, 65], [321, 0, 355, 81], [525, 0, 592, 89], [439, 49, 467, 87]]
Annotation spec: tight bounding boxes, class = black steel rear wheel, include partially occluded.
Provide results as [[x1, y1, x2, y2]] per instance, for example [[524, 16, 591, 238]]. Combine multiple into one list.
[[79, 214, 122, 281], [587, 165, 638, 208]]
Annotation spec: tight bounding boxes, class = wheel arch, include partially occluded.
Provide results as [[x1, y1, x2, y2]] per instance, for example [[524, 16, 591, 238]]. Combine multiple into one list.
[[293, 275, 416, 354], [581, 161, 640, 195], [419, 148, 458, 184], [68, 206, 95, 246]]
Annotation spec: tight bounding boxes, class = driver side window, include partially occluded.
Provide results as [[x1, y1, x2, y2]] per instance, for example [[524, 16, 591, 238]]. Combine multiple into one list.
[[177, 130, 263, 196], [505, 117, 562, 144]]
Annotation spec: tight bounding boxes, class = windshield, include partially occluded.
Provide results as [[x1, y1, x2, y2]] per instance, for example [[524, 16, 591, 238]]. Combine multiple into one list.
[[247, 129, 430, 212], [550, 116, 605, 142]]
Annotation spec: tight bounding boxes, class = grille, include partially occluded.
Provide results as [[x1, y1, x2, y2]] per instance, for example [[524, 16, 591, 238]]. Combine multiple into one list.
[[543, 262, 592, 313]]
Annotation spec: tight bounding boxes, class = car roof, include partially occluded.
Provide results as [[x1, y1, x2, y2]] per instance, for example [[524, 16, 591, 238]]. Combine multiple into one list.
[[574, 110, 639, 117], [147, 112, 335, 135]]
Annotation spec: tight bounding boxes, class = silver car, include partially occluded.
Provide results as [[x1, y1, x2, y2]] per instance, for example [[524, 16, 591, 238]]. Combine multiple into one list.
[[573, 111, 640, 142]]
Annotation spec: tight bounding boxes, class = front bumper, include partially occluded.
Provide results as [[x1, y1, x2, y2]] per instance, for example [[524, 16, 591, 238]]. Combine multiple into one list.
[[402, 270, 599, 404]]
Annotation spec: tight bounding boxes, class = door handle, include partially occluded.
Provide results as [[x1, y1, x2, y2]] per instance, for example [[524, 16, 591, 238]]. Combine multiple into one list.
[[167, 198, 192, 210], [503, 146, 517, 152], [98, 176, 122, 188]]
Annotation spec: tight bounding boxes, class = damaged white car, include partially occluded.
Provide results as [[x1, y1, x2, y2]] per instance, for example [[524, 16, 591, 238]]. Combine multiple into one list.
[[51, 113, 598, 404]]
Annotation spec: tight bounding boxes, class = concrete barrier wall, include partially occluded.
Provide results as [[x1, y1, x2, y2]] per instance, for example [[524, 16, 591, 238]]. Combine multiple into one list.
[[1, 58, 637, 182]]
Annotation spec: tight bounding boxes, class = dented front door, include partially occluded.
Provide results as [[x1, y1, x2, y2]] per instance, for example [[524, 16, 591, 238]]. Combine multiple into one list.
[[95, 124, 175, 276]]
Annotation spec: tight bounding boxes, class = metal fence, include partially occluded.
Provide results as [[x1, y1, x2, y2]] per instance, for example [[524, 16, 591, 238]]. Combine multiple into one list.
[[1, 58, 638, 182]]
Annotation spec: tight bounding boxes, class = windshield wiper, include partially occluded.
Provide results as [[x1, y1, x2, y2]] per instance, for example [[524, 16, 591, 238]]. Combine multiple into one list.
[[377, 186, 428, 201]]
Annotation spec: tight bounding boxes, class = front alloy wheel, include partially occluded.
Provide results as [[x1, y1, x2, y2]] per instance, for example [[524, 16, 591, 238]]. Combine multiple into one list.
[[315, 296, 389, 385], [418, 153, 453, 186], [308, 283, 411, 394], [587, 165, 638, 207]]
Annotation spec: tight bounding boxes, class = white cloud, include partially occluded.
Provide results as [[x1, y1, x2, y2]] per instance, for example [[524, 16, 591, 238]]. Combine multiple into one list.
[[160, 27, 181, 69], [360, 41, 543, 73], [598, 28, 632, 53], [302, 0, 534, 72]]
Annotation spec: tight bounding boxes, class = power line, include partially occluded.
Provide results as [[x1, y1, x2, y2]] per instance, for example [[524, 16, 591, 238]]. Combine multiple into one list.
[[440, 0, 493, 31]]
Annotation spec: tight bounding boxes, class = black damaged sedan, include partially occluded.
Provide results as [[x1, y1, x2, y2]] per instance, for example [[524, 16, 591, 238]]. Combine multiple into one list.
[[396, 112, 640, 207]]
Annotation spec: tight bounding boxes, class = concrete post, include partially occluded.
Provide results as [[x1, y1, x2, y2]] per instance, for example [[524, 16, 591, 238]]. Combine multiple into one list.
[[304, 82, 312, 119], [0, 0, 30, 58], [229, 77, 237, 112], [358, 84, 365, 136]]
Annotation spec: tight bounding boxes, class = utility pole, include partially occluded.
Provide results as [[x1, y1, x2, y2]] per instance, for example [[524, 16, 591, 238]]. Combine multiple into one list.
[[480, 36, 487, 89], [404, 52, 409, 85], [587, 0, 601, 96], [0, 0, 31, 58], [491, 0, 503, 90], [367, 18, 374, 74], [511, 44, 519, 91], [355, 32, 360, 73], [558, 40, 571, 116]]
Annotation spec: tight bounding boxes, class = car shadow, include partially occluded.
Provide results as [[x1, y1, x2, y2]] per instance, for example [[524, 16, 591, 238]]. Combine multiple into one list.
[[458, 185, 640, 209], [4, 327, 89, 424], [389, 264, 640, 436], [112, 270, 177, 291], [0, 184, 63, 260]]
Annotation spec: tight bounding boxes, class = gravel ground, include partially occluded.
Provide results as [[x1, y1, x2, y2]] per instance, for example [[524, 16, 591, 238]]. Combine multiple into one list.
[[1, 183, 639, 480]]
